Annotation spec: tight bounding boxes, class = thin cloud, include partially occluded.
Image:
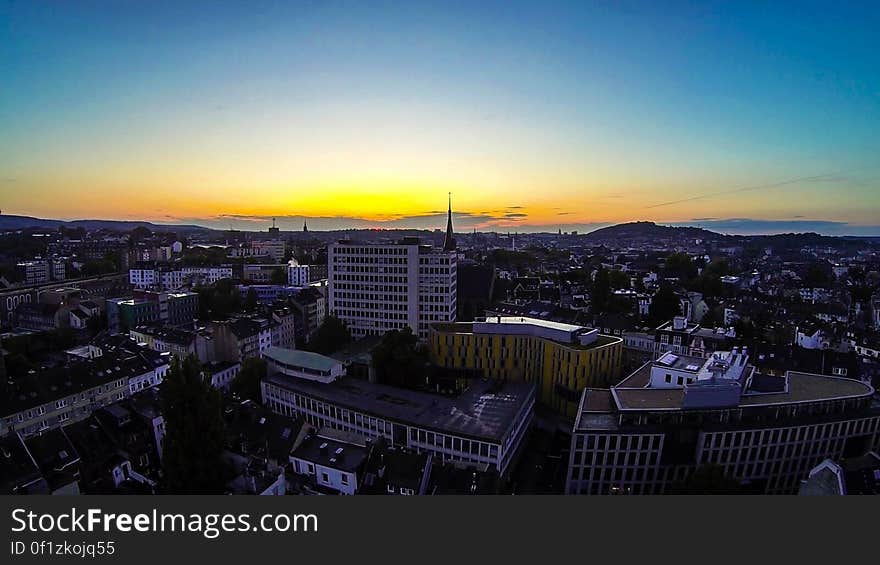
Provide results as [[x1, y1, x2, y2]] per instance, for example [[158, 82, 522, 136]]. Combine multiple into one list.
[[645, 172, 850, 209]]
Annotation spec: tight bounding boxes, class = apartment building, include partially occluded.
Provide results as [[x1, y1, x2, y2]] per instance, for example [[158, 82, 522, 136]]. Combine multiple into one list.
[[0, 342, 169, 438]]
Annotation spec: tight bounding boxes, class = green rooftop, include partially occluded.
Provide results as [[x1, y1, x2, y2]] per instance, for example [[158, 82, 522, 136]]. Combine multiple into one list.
[[263, 346, 341, 373]]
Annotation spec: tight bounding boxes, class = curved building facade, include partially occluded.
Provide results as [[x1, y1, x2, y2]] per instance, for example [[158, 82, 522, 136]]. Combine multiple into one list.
[[566, 349, 880, 494]]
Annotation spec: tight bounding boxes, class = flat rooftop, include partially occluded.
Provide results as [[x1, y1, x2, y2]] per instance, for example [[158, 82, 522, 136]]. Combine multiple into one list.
[[654, 351, 704, 373], [264, 375, 534, 442], [610, 364, 874, 412], [434, 320, 620, 350], [478, 316, 584, 334], [264, 347, 341, 373]]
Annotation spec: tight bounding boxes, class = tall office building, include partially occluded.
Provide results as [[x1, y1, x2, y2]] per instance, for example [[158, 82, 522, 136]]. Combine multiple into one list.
[[328, 239, 456, 340], [329, 201, 457, 340]]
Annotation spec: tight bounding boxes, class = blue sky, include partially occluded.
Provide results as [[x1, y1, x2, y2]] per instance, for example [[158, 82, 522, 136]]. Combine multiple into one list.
[[1, 1, 879, 234]]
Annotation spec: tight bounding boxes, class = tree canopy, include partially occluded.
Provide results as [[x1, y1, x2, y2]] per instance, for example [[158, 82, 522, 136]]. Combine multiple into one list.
[[371, 327, 428, 389], [648, 285, 681, 326], [304, 315, 351, 355], [160, 356, 228, 494], [230, 357, 266, 402]]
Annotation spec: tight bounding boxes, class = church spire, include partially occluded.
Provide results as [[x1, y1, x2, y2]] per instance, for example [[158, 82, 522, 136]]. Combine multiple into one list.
[[443, 192, 456, 251]]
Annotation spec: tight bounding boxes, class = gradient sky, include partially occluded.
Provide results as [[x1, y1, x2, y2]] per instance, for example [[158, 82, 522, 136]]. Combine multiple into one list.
[[1, 1, 879, 234]]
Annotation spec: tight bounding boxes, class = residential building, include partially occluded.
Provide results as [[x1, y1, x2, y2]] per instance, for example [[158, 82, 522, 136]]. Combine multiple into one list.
[[23, 429, 81, 494], [129, 325, 214, 363], [359, 439, 433, 495], [0, 342, 169, 438], [129, 264, 233, 290], [0, 433, 50, 494], [211, 317, 273, 362], [242, 263, 288, 284], [223, 400, 307, 495], [799, 452, 880, 495], [796, 324, 833, 350], [204, 361, 240, 391], [654, 316, 735, 358], [290, 429, 370, 495], [230, 240, 285, 262], [17, 260, 50, 285], [290, 286, 326, 343], [106, 291, 198, 333], [51, 258, 66, 281], [269, 306, 297, 350], [288, 259, 310, 286], [15, 302, 70, 331], [69, 300, 101, 330]]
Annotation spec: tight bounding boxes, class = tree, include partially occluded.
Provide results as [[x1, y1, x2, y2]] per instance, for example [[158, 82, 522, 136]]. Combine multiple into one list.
[[243, 288, 259, 311], [197, 279, 242, 320], [804, 263, 832, 288], [700, 306, 722, 329], [590, 267, 611, 314], [664, 252, 698, 280], [648, 285, 681, 325], [270, 267, 287, 285], [371, 327, 428, 389], [160, 356, 228, 494], [305, 315, 351, 355], [607, 269, 631, 290], [231, 357, 266, 402], [668, 464, 744, 494], [129, 226, 153, 244]]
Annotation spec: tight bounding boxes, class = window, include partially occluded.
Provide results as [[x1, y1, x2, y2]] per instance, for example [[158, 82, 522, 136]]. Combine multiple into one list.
[[341, 474, 349, 486], [321, 472, 330, 484]]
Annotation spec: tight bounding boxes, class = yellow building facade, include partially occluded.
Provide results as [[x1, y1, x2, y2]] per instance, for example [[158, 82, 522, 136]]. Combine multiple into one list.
[[430, 319, 624, 419]]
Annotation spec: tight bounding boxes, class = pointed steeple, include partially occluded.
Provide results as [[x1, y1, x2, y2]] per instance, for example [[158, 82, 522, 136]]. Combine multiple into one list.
[[303, 219, 308, 232], [443, 192, 456, 251]]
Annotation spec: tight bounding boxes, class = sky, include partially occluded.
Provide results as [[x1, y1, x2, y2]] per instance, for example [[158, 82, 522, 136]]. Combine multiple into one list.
[[1, 1, 879, 235]]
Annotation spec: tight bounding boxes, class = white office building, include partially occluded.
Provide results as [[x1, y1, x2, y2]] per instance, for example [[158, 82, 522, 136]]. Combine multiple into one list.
[[329, 240, 456, 340], [328, 198, 458, 341]]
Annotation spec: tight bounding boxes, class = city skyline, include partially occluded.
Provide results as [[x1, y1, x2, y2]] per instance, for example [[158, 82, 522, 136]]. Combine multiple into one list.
[[2, 1, 879, 235]]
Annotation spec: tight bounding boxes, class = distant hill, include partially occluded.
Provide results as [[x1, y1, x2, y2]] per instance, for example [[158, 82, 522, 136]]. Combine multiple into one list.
[[581, 221, 875, 249], [0, 215, 212, 233], [583, 221, 728, 243]]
